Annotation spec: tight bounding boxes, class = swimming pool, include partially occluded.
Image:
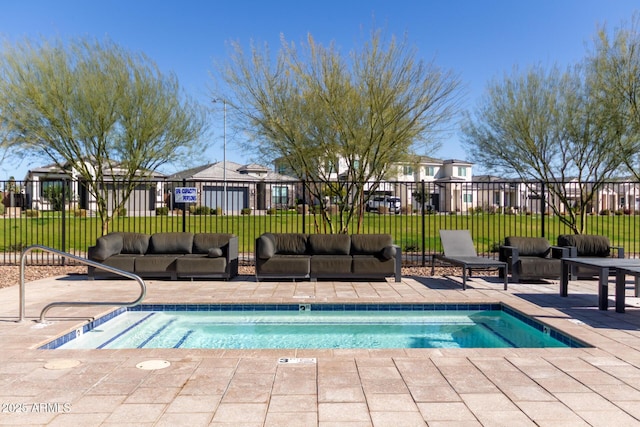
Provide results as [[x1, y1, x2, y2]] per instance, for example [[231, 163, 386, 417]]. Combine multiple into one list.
[[45, 303, 588, 350]]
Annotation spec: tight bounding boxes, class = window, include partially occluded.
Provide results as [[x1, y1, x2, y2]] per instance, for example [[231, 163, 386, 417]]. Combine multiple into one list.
[[424, 166, 435, 176], [463, 194, 473, 203], [494, 193, 501, 205], [402, 166, 413, 176], [272, 186, 288, 206], [457, 167, 467, 177]]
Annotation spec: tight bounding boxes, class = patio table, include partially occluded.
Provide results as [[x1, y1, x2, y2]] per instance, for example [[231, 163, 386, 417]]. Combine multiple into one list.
[[560, 258, 640, 313], [560, 257, 640, 313], [614, 266, 640, 313]]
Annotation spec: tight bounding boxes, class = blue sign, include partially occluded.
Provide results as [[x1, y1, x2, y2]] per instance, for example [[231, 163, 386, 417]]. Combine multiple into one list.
[[174, 187, 197, 203]]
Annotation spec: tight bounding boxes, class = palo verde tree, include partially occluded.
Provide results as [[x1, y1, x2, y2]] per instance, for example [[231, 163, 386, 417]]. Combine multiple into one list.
[[587, 15, 640, 180], [461, 64, 625, 234], [0, 37, 207, 234], [217, 29, 461, 233]]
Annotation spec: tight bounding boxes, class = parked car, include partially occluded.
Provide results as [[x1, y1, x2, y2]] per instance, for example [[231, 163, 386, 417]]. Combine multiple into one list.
[[366, 196, 401, 214]]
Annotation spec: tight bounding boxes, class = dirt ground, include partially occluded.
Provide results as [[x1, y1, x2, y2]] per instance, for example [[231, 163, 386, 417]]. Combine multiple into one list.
[[0, 264, 490, 289]]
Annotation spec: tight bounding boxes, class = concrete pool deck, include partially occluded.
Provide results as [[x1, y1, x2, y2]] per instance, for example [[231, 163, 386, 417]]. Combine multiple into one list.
[[2, 272, 640, 426]]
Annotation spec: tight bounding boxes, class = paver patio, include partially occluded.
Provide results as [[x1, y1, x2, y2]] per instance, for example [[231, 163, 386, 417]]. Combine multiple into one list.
[[2, 271, 640, 426]]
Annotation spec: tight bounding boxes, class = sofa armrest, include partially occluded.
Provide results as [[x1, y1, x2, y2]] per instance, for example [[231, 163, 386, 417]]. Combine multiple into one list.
[[611, 246, 624, 258], [394, 245, 402, 283], [500, 245, 519, 265], [226, 236, 239, 277], [551, 246, 570, 259]]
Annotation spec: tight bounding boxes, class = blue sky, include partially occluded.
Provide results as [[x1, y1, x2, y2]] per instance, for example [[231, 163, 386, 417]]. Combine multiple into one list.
[[1, 0, 639, 178]]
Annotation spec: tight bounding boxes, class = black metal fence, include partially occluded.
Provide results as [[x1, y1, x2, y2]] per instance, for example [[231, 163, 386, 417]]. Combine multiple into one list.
[[1, 178, 639, 266]]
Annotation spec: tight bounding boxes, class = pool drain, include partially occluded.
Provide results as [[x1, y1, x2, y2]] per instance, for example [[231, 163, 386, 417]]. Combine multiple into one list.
[[136, 359, 171, 370]]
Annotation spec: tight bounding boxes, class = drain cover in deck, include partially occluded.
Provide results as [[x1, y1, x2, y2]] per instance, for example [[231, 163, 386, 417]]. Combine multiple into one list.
[[136, 359, 171, 370]]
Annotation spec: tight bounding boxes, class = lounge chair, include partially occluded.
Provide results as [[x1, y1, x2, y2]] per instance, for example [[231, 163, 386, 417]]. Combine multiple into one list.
[[431, 229, 508, 290]]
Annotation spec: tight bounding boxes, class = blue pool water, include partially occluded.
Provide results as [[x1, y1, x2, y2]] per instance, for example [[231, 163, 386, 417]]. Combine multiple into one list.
[[47, 304, 586, 350]]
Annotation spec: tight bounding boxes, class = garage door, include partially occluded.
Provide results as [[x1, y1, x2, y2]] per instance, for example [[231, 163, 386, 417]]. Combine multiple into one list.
[[202, 186, 248, 212]]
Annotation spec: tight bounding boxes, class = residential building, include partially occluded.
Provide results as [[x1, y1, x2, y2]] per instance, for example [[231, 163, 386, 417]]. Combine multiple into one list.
[[167, 161, 297, 212]]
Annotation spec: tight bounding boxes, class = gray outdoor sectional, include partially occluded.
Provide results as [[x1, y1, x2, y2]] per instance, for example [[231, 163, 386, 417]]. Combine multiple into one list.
[[87, 232, 238, 280], [255, 232, 401, 282]]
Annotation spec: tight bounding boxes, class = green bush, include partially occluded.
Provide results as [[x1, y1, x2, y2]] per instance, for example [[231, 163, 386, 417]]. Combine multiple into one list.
[[266, 208, 277, 215], [24, 209, 39, 218], [212, 207, 223, 216], [189, 206, 211, 215], [156, 207, 169, 216], [74, 208, 87, 217], [600, 209, 611, 216], [116, 207, 127, 217], [241, 208, 252, 215]]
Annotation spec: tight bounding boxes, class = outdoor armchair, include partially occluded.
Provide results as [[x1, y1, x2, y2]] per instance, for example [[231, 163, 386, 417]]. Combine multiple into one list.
[[499, 236, 569, 283], [557, 234, 624, 279]]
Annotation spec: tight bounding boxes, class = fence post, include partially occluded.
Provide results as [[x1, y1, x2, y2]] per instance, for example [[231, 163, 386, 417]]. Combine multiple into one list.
[[182, 179, 186, 233], [421, 179, 426, 267], [541, 181, 546, 238], [61, 179, 68, 265], [302, 178, 306, 232]]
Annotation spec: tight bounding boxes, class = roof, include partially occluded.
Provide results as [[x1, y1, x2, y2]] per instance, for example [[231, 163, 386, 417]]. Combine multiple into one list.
[[168, 161, 297, 182]]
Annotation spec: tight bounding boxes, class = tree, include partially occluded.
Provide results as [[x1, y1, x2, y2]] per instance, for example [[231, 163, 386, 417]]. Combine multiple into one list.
[[587, 15, 640, 180], [0, 37, 207, 234], [217, 29, 461, 233], [461, 65, 625, 234]]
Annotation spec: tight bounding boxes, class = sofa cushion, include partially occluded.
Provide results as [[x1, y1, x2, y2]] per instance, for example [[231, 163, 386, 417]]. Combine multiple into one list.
[[120, 232, 151, 255], [504, 236, 550, 257], [176, 255, 227, 275], [149, 232, 193, 254], [273, 233, 308, 255], [352, 255, 395, 275], [350, 234, 393, 255], [257, 254, 310, 275], [134, 255, 178, 273], [91, 233, 124, 261], [193, 233, 233, 254], [256, 233, 276, 259], [557, 234, 611, 257], [518, 257, 561, 278], [308, 234, 351, 255], [207, 247, 223, 258], [310, 255, 352, 274]]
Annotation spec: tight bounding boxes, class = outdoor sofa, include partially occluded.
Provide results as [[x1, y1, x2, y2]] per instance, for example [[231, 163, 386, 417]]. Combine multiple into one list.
[[255, 232, 401, 282], [87, 232, 238, 280]]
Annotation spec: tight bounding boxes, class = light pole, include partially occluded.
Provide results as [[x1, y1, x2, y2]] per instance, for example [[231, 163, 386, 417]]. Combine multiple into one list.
[[213, 99, 227, 215]]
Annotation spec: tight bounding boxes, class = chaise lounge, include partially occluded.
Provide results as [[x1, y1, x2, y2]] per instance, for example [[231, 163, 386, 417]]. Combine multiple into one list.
[[431, 229, 508, 290]]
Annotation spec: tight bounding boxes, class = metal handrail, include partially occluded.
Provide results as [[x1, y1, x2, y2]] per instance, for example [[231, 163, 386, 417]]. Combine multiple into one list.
[[19, 245, 146, 323]]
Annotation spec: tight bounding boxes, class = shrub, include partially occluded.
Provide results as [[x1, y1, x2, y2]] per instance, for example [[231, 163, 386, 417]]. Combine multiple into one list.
[[378, 206, 389, 215], [615, 209, 625, 216], [24, 209, 39, 218], [116, 207, 127, 217], [296, 204, 309, 214], [156, 207, 169, 216], [241, 207, 252, 215], [74, 208, 87, 217], [212, 207, 223, 216], [266, 207, 277, 215], [189, 206, 211, 215], [599, 209, 611, 216], [0, 203, 5, 215]]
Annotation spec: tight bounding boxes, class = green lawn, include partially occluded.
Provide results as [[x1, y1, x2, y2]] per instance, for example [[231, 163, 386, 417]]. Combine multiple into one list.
[[1, 211, 639, 257]]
